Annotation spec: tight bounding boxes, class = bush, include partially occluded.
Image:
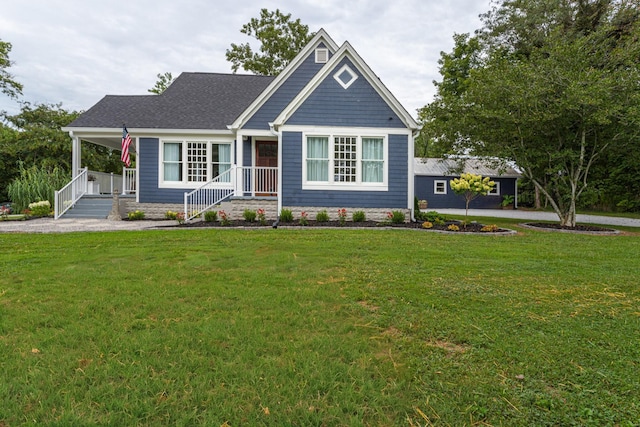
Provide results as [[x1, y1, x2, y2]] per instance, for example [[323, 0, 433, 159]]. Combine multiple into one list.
[[243, 209, 257, 222], [164, 210, 178, 220], [28, 200, 51, 217], [316, 210, 329, 222], [279, 209, 293, 222], [7, 164, 70, 212], [352, 210, 366, 222], [447, 224, 460, 232], [128, 210, 145, 220], [419, 210, 447, 224], [422, 221, 433, 229], [387, 210, 405, 224], [204, 210, 218, 222]]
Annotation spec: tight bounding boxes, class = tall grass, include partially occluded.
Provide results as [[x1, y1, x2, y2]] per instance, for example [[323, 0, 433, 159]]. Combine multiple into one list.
[[6, 163, 69, 211]]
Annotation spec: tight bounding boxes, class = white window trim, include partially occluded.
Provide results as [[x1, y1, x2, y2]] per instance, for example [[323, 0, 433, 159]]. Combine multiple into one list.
[[333, 64, 358, 89], [159, 138, 234, 189], [434, 180, 448, 195], [302, 132, 388, 192], [488, 181, 501, 196]]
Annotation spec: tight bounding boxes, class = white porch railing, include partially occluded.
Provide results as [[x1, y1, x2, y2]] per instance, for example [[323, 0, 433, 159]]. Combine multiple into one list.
[[184, 166, 278, 221], [123, 168, 136, 194], [184, 168, 235, 221], [55, 168, 87, 219]]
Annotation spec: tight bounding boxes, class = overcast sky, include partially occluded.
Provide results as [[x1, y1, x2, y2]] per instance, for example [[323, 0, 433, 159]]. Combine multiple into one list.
[[1, 0, 491, 120]]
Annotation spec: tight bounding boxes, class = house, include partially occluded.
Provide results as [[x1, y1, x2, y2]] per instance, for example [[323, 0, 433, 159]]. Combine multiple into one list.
[[414, 158, 520, 210], [60, 29, 419, 221]]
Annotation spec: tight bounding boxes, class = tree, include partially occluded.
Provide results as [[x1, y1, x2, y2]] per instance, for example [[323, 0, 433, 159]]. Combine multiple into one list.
[[1, 103, 122, 202], [226, 9, 314, 75], [0, 39, 23, 100], [450, 173, 495, 220], [421, 0, 640, 226], [148, 72, 174, 94]]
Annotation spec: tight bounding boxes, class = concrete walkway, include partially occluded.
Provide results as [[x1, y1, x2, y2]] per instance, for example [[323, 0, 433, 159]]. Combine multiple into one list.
[[1, 209, 638, 234], [0, 217, 178, 234]]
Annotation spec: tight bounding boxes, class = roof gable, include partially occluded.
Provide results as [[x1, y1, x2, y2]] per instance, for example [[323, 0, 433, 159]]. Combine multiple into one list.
[[229, 29, 339, 130], [273, 41, 419, 130]]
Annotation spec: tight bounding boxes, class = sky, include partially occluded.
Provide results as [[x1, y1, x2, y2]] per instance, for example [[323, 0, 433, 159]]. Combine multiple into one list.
[[0, 0, 491, 120]]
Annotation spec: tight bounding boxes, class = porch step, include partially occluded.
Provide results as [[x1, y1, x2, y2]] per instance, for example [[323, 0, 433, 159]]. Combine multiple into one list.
[[62, 196, 113, 219]]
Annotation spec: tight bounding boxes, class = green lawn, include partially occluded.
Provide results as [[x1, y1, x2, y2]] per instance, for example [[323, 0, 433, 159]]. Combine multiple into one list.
[[1, 225, 639, 426]]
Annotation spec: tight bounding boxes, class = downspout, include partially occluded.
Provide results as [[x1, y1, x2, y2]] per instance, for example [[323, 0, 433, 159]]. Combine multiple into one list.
[[269, 122, 282, 228], [409, 130, 419, 222]]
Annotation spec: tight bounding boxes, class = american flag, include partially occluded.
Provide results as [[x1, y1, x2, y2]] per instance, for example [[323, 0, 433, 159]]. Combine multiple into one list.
[[121, 126, 132, 167]]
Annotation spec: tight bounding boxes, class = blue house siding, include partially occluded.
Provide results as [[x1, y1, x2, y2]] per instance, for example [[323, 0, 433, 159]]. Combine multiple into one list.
[[138, 137, 186, 204], [281, 132, 408, 208], [414, 176, 517, 209], [287, 57, 405, 128], [244, 51, 331, 130]]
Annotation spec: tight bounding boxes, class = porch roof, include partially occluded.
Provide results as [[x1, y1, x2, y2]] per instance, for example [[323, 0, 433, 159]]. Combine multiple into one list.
[[67, 72, 275, 131]]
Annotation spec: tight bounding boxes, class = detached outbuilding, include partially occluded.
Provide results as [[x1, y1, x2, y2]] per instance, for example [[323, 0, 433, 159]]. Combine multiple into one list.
[[414, 158, 520, 210]]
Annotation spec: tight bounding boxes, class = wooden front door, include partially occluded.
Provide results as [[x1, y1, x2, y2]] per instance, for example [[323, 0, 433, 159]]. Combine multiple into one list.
[[255, 141, 277, 196]]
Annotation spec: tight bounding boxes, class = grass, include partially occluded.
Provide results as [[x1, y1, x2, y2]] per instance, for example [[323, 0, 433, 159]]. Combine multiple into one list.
[[0, 224, 639, 426]]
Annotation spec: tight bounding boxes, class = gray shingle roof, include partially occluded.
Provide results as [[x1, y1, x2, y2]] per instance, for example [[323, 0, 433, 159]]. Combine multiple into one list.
[[414, 158, 521, 178], [67, 72, 275, 130]]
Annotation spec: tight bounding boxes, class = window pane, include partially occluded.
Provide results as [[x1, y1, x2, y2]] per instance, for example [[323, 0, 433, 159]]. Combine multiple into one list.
[[362, 138, 383, 183], [163, 142, 182, 182], [334, 136, 357, 182], [306, 137, 329, 181], [187, 141, 208, 182], [212, 143, 232, 181]]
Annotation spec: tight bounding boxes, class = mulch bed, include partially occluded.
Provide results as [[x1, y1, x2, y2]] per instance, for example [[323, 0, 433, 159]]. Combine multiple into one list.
[[181, 219, 513, 233], [522, 222, 618, 234]]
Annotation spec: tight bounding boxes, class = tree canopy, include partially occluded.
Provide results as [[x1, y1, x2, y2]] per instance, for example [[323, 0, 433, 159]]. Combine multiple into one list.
[[0, 39, 23, 101], [225, 9, 315, 76], [148, 72, 174, 94], [420, 0, 640, 226]]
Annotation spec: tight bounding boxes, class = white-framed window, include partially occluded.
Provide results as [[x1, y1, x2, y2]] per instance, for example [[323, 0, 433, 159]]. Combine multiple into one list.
[[303, 133, 387, 191], [488, 181, 500, 195], [160, 139, 232, 187], [434, 180, 447, 195]]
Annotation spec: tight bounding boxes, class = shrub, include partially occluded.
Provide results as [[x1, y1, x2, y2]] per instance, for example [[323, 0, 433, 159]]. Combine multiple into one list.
[[422, 221, 433, 229], [299, 211, 308, 226], [243, 209, 257, 222], [316, 210, 329, 223], [218, 210, 230, 225], [481, 224, 499, 232], [257, 208, 267, 225], [447, 224, 460, 232], [422, 211, 447, 223], [175, 212, 185, 225], [28, 200, 52, 217], [387, 210, 405, 224], [352, 210, 366, 222], [204, 210, 218, 222], [337, 208, 347, 225], [164, 210, 178, 220], [279, 209, 293, 223], [128, 210, 145, 220]]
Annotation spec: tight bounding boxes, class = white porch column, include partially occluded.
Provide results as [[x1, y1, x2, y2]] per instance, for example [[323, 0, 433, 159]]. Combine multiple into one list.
[[71, 134, 81, 178], [235, 133, 244, 197]]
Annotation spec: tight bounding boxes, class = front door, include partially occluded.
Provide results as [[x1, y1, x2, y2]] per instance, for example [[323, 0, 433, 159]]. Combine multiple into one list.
[[255, 141, 277, 196]]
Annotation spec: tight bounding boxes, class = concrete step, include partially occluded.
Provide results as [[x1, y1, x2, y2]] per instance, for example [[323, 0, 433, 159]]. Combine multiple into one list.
[[63, 197, 113, 219]]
